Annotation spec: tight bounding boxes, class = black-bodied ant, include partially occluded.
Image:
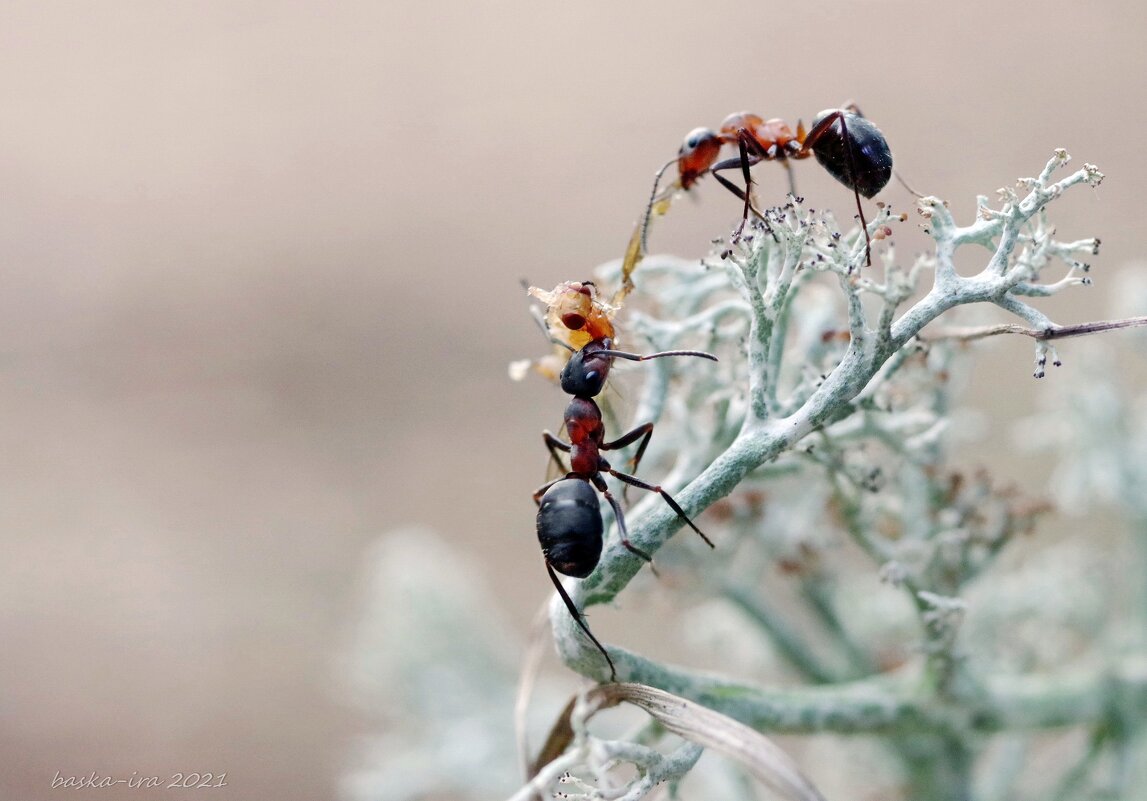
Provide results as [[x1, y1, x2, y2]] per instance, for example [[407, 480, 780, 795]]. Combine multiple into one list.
[[533, 335, 717, 679], [620, 104, 909, 297]]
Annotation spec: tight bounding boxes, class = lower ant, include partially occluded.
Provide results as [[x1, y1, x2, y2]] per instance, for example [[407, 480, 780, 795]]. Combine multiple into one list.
[[533, 335, 717, 680]]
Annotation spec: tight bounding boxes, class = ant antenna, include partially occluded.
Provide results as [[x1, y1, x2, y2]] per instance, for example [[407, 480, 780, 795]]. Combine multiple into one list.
[[640, 157, 680, 254], [606, 348, 719, 364], [618, 159, 677, 304], [894, 167, 926, 199]]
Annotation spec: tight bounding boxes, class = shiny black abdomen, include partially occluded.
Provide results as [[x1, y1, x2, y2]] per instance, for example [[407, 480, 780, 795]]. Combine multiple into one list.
[[810, 112, 892, 199], [536, 478, 603, 578]]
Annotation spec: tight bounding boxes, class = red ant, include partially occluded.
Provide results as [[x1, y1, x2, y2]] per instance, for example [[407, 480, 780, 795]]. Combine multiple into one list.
[[533, 336, 717, 679], [620, 104, 907, 297]]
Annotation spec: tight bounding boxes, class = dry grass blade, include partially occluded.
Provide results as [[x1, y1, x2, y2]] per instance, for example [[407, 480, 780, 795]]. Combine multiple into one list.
[[514, 600, 554, 786], [920, 315, 1147, 343], [597, 684, 828, 801], [528, 696, 577, 780], [527, 682, 828, 801]]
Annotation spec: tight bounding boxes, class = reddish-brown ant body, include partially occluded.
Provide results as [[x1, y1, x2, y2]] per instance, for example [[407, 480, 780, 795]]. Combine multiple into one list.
[[678, 108, 892, 203], [533, 335, 717, 679], [620, 104, 900, 296]]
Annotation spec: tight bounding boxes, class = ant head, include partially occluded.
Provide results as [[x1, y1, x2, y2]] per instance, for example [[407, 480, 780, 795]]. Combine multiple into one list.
[[560, 338, 614, 397], [536, 479, 604, 578], [677, 127, 722, 189]]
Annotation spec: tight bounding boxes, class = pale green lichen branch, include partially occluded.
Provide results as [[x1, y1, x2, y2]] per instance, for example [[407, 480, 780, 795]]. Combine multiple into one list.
[[552, 152, 1106, 681], [540, 635, 1147, 738], [526, 151, 1147, 801]]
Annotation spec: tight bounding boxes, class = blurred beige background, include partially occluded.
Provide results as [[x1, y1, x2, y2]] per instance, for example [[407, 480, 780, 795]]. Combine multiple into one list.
[[1, 1, 1144, 799]]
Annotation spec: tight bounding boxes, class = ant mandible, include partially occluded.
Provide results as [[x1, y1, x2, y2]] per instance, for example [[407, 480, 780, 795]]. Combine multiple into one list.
[[619, 103, 899, 298], [533, 334, 717, 679]]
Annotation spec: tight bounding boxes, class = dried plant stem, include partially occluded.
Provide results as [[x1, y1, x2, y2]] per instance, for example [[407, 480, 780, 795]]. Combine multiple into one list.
[[921, 315, 1147, 343]]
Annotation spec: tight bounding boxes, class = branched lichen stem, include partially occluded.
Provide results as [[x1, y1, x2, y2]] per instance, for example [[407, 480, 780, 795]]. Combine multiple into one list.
[[538, 153, 1134, 794]]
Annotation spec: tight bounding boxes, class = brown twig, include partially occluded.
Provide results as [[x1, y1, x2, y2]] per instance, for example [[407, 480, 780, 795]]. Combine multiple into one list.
[[920, 316, 1147, 343]]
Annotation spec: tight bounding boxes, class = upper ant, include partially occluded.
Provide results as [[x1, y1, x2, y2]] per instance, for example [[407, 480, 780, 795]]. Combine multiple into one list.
[[620, 103, 913, 296], [533, 328, 717, 680]]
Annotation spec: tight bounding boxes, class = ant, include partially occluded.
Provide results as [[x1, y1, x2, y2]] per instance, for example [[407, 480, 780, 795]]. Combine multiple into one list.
[[620, 104, 909, 296], [533, 335, 717, 679]]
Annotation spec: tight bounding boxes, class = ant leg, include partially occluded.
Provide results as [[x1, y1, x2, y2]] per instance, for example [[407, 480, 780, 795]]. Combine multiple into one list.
[[802, 109, 844, 145], [543, 431, 571, 477], [780, 159, 797, 198], [711, 170, 775, 250], [851, 182, 872, 268], [591, 474, 657, 570], [602, 422, 653, 474], [710, 168, 766, 219], [835, 107, 873, 266], [544, 560, 617, 681], [803, 111, 873, 266], [532, 475, 569, 505], [734, 134, 755, 238], [841, 101, 924, 200], [711, 133, 769, 240], [602, 422, 654, 504], [607, 469, 715, 548], [711, 164, 775, 254]]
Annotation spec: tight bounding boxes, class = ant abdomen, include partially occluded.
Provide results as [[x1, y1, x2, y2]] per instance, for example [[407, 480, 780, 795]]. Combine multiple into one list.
[[536, 478, 603, 578], [809, 110, 892, 199]]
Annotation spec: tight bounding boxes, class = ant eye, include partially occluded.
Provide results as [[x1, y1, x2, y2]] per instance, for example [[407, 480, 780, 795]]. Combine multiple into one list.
[[682, 127, 715, 152]]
